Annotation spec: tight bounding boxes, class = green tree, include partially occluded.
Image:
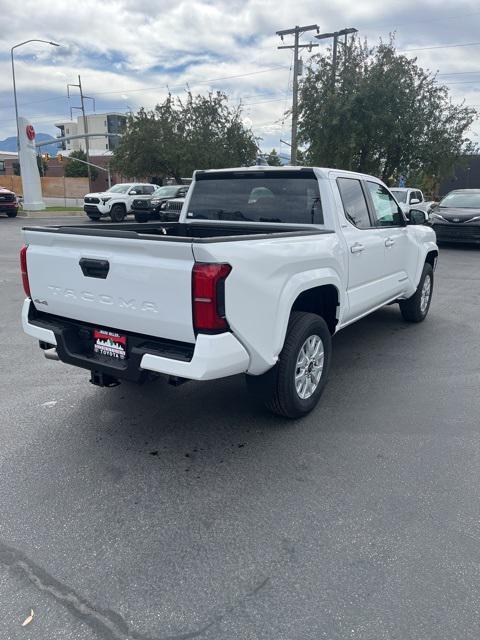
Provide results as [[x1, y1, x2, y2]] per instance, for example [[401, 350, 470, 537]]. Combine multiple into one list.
[[36, 155, 48, 176], [112, 92, 258, 181], [65, 149, 98, 180], [266, 148, 282, 166], [299, 37, 477, 184]]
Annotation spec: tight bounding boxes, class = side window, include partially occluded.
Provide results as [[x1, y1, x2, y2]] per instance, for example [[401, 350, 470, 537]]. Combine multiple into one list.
[[337, 178, 371, 229], [417, 191, 423, 203], [366, 182, 404, 227], [143, 185, 155, 195]]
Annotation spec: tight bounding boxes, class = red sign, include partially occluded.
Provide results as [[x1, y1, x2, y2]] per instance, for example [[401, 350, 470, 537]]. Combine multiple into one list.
[[26, 125, 35, 141]]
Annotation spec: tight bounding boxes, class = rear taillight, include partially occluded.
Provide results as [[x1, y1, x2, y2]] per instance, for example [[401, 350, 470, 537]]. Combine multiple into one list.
[[192, 263, 232, 332], [20, 245, 31, 297]]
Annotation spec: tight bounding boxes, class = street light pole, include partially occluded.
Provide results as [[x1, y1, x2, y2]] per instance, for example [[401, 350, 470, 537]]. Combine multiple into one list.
[[10, 39, 60, 152]]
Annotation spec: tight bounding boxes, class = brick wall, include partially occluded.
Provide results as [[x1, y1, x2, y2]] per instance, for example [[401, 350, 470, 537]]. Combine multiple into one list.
[[0, 176, 89, 198]]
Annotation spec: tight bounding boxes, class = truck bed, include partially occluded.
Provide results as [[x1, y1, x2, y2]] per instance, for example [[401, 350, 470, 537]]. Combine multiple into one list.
[[23, 221, 332, 243]]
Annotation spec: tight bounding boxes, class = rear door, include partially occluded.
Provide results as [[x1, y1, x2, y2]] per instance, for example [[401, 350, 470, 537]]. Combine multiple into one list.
[[336, 177, 392, 320], [24, 229, 196, 343]]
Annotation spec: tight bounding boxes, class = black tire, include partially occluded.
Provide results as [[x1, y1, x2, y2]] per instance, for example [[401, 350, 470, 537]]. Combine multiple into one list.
[[134, 212, 149, 223], [110, 204, 126, 222], [87, 214, 100, 221], [246, 312, 332, 419], [399, 263, 433, 322], [6, 210, 18, 218]]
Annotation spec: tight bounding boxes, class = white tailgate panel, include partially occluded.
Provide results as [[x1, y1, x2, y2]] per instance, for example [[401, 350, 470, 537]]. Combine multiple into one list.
[[24, 231, 195, 343]]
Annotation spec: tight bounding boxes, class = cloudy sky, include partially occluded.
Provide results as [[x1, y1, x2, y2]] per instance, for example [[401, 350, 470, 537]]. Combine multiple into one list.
[[1, 0, 480, 157]]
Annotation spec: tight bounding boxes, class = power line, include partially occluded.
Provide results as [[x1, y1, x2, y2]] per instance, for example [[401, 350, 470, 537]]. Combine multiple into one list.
[[0, 65, 291, 111], [401, 41, 480, 53]]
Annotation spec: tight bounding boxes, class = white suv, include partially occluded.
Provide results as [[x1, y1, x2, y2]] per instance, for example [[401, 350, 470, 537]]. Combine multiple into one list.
[[83, 183, 160, 222]]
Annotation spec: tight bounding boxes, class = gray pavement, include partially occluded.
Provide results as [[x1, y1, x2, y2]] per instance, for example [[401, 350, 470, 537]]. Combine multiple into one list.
[[0, 215, 479, 640]]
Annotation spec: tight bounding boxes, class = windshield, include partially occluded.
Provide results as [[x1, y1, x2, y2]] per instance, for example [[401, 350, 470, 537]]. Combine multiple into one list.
[[153, 186, 181, 198], [187, 171, 324, 224], [390, 190, 407, 203], [107, 184, 131, 194], [439, 191, 480, 209]]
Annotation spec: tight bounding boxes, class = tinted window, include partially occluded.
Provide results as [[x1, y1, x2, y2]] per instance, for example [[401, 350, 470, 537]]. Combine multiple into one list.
[[366, 182, 404, 226], [143, 185, 155, 195], [188, 171, 324, 224], [337, 178, 371, 229]]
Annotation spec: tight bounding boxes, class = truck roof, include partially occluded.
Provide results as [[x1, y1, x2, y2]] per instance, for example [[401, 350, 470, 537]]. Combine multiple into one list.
[[195, 165, 383, 182]]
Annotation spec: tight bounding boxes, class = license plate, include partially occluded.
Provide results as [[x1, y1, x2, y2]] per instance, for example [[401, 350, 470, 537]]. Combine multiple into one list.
[[93, 329, 127, 360]]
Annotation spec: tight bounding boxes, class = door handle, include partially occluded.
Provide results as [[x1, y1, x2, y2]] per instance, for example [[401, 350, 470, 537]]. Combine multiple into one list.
[[385, 237, 395, 248], [350, 242, 365, 254]]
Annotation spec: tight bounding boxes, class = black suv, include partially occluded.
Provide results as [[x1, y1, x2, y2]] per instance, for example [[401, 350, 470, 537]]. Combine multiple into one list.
[[131, 185, 189, 222]]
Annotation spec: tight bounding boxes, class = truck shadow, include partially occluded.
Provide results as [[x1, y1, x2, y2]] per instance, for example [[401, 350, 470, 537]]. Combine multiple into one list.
[[61, 302, 424, 466]]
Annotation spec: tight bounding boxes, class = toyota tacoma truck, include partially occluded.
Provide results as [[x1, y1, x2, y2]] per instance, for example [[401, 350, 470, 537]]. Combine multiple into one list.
[[83, 182, 160, 222], [21, 166, 438, 418]]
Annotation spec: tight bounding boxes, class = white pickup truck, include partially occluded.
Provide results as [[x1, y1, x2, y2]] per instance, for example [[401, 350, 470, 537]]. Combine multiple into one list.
[[83, 182, 160, 222], [21, 166, 438, 418]]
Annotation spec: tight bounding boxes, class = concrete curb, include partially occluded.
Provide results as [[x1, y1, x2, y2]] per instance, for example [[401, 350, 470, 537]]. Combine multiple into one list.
[[18, 210, 85, 218]]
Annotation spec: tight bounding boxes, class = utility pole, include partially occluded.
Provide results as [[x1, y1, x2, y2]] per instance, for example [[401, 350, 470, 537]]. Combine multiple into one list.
[[276, 24, 320, 165], [67, 75, 95, 191], [315, 28, 358, 86]]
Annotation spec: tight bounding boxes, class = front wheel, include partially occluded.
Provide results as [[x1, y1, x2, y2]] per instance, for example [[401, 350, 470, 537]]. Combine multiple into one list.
[[110, 204, 126, 222], [6, 210, 18, 218], [399, 263, 433, 322], [246, 312, 332, 419]]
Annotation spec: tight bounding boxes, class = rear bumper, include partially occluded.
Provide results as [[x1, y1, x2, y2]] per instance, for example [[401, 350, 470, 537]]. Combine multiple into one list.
[[22, 300, 250, 381]]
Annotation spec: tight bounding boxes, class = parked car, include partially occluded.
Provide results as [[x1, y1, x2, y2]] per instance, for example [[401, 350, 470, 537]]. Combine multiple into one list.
[[21, 166, 438, 419], [131, 185, 189, 222], [0, 187, 19, 218], [162, 197, 186, 221], [83, 183, 160, 222], [428, 189, 480, 244], [390, 187, 434, 221]]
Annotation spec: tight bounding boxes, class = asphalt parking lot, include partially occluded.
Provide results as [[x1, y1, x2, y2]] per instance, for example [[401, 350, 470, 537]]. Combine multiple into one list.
[[0, 215, 479, 640]]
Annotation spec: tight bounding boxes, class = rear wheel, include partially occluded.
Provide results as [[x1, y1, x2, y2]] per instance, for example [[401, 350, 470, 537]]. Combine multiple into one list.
[[6, 210, 17, 218], [246, 312, 332, 419], [134, 212, 149, 223], [110, 204, 126, 222], [399, 263, 433, 322]]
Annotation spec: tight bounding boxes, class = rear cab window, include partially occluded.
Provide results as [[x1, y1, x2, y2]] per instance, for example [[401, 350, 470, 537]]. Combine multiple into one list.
[[187, 169, 324, 225]]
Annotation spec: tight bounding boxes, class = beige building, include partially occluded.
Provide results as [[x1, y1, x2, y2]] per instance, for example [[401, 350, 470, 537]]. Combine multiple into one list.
[[55, 113, 126, 156]]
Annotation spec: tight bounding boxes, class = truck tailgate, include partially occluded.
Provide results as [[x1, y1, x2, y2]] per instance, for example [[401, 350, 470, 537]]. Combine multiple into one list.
[[24, 229, 196, 343]]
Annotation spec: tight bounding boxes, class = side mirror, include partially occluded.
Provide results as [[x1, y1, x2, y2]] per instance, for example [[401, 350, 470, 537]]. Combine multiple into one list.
[[129, 189, 139, 195], [407, 209, 427, 225], [410, 198, 420, 205]]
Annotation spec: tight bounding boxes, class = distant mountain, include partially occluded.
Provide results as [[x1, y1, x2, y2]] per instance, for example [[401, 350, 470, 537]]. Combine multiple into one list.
[[0, 132, 58, 156]]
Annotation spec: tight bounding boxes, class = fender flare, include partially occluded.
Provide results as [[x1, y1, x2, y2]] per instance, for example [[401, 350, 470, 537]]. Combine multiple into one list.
[[415, 241, 438, 286], [271, 268, 344, 364]]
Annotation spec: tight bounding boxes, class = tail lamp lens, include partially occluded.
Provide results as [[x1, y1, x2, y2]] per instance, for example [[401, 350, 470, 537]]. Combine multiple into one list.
[[192, 263, 231, 332], [20, 245, 31, 297]]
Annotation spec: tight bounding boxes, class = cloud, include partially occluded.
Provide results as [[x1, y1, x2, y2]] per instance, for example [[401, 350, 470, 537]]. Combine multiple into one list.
[[0, 0, 479, 150]]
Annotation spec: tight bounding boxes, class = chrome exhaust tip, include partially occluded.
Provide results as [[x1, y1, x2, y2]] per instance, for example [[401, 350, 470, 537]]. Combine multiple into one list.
[[44, 347, 59, 361]]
